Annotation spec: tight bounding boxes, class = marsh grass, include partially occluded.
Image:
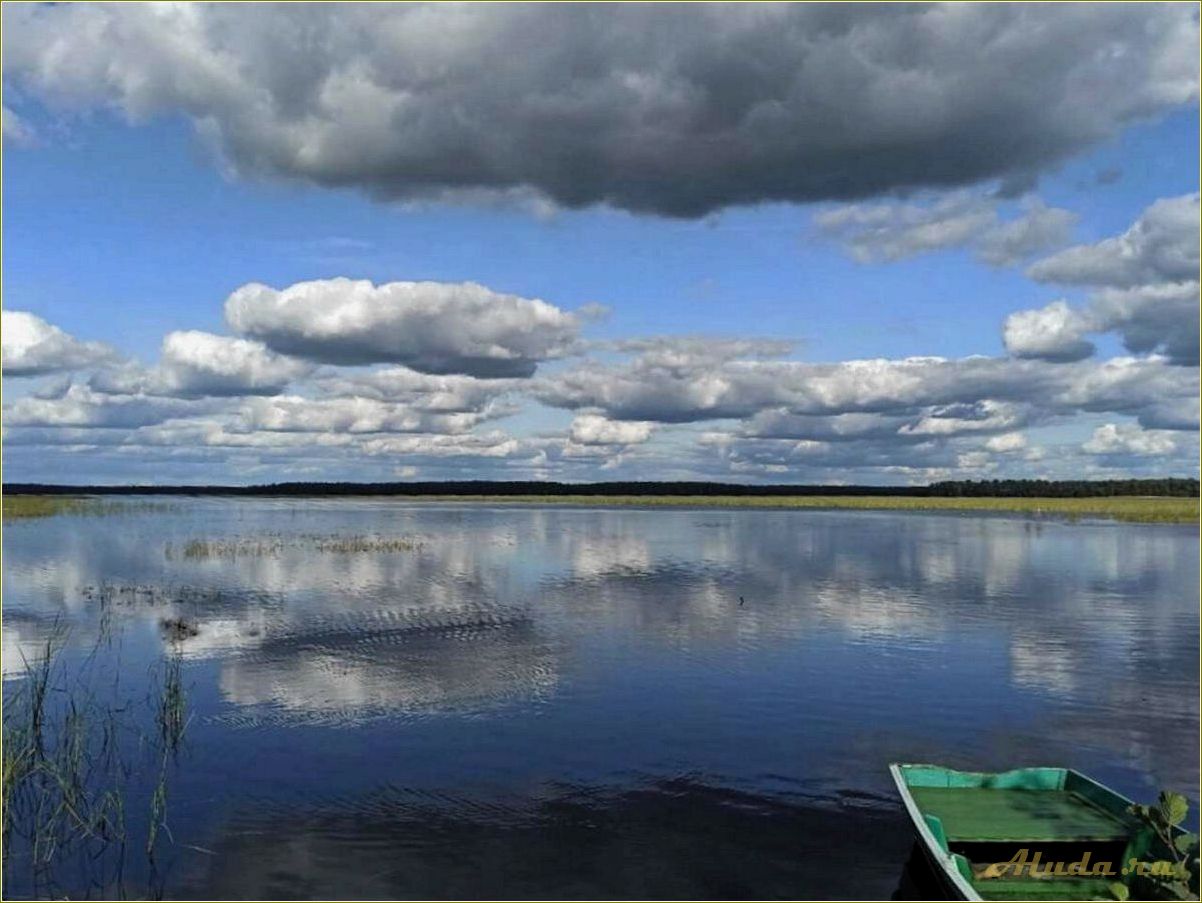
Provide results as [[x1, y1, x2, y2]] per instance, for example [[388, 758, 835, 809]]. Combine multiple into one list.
[[397, 494, 1199, 524], [82, 583, 279, 609], [166, 532, 423, 559], [2, 495, 169, 521], [154, 654, 189, 754], [2, 633, 190, 897]]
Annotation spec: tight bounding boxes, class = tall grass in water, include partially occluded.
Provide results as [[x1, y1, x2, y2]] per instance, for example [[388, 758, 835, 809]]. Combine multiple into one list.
[[399, 493, 1199, 524], [167, 532, 423, 559], [155, 653, 188, 754], [2, 635, 190, 897], [2, 495, 172, 521]]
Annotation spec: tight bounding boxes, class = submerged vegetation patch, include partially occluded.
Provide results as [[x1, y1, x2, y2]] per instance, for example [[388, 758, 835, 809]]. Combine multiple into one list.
[[165, 532, 424, 559]]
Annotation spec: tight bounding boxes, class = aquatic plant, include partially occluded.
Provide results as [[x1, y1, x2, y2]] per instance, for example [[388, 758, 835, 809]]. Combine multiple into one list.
[[2, 638, 190, 897], [155, 653, 190, 753], [160, 616, 201, 643], [389, 493, 1199, 524], [166, 532, 424, 559], [1, 495, 168, 520]]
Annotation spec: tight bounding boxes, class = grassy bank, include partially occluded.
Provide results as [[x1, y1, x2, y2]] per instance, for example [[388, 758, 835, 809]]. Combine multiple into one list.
[[394, 494, 1199, 524], [1, 496, 104, 520], [1, 496, 163, 521], [2, 491, 1196, 524]]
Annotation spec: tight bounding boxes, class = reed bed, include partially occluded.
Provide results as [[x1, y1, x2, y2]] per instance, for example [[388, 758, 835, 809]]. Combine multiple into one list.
[[2, 495, 168, 521], [2, 633, 189, 896], [394, 494, 1198, 524], [166, 532, 423, 559]]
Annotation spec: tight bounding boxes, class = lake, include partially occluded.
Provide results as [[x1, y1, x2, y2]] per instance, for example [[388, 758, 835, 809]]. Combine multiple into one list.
[[2, 499, 1198, 899]]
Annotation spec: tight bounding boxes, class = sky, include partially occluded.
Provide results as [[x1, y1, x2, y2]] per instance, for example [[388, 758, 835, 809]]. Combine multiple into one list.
[[1, 2, 1199, 486]]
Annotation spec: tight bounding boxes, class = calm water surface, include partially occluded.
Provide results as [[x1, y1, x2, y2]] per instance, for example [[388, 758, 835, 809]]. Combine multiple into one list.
[[3, 499, 1198, 899]]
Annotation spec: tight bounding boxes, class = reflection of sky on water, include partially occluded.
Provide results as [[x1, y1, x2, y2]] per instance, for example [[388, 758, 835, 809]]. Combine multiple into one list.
[[217, 604, 559, 724], [2, 500, 1197, 898], [183, 778, 914, 901]]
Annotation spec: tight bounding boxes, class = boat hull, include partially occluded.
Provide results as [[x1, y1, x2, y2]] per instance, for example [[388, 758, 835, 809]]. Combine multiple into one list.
[[889, 763, 1177, 902]]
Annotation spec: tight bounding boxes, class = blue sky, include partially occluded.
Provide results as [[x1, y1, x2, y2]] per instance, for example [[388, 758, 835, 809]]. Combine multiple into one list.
[[2, 3, 1198, 485]]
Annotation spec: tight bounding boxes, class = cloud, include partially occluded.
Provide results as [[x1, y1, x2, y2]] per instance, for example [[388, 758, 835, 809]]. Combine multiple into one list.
[[314, 366, 515, 414], [4, 4, 1197, 216], [1089, 282, 1200, 367], [815, 194, 994, 263], [984, 432, 1028, 454], [897, 400, 1026, 437], [1137, 396, 1199, 432], [1082, 423, 1178, 457], [816, 193, 1076, 266], [975, 200, 1079, 268], [237, 395, 503, 436], [537, 344, 1198, 441], [569, 415, 653, 446], [4, 384, 211, 429], [1, 310, 119, 376], [2, 105, 35, 146], [224, 278, 583, 377], [1027, 193, 1200, 288], [7, 344, 1196, 484], [1003, 300, 1095, 363], [607, 336, 796, 363], [1007, 195, 1200, 365], [90, 331, 313, 398]]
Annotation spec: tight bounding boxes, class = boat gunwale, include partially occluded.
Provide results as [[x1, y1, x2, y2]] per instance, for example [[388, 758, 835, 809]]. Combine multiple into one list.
[[890, 763, 982, 901]]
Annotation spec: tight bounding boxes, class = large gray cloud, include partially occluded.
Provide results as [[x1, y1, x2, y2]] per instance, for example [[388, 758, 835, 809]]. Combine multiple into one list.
[[1006, 194, 1200, 365], [2, 310, 119, 376], [224, 278, 584, 377], [3, 3, 1197, 216]]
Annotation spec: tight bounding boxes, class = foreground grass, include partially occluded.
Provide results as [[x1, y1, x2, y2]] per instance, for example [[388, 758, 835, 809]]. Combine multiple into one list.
[[398, 494, 1199, 524]]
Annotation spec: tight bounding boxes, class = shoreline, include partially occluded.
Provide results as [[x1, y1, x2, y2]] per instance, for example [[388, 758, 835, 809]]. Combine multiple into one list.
[[3, 493, 1197, 524]]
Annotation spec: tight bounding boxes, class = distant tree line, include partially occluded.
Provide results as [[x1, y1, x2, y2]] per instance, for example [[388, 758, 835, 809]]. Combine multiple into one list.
[[3, 478, 1197, 498], [926, 478, 1199, 498]]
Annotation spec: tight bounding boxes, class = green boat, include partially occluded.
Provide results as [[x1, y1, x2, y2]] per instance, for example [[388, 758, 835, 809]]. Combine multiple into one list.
[[891, 763, 1191, 901]]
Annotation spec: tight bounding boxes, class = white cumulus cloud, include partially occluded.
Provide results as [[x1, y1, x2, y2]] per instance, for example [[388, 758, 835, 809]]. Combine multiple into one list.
[[1082, 423, 1178, 457], [1003, 301, 1095, 363], [1007, 194, 1200, 365], [2, 310, 119, 376], [569, 415, 654, 446], [224, 278, 583, 378]]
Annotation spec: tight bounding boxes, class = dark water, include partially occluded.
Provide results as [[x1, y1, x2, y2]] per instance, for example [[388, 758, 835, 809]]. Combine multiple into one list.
[[3, 499, 1198, 899]]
